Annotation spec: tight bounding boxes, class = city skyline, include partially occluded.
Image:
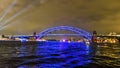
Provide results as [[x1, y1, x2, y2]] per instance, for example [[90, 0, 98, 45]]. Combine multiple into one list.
[[0, 0, 120, 35]]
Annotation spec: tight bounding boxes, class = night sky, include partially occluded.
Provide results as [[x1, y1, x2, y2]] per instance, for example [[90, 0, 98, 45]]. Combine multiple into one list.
[[0, 0, 120, 35]]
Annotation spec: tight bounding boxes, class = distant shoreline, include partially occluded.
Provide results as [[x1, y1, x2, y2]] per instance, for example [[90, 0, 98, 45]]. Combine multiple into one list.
[[0, 40, 119, 46]]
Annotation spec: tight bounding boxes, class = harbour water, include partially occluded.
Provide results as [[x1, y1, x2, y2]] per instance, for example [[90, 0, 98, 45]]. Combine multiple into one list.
[[0, 41, 120, 68]]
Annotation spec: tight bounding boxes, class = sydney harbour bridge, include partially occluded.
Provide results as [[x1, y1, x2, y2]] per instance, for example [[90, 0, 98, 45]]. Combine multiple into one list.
[[38, 26, 92, 40], [10, 26, 92, 42]]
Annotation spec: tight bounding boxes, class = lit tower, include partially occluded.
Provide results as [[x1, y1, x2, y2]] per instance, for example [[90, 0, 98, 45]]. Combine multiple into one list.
[[33, 32, 37, 39], [92, 30, 97, 43]]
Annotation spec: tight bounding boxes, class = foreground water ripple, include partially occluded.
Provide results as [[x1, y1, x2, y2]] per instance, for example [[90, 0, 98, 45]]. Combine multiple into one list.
[[0, 41, 120, 68]]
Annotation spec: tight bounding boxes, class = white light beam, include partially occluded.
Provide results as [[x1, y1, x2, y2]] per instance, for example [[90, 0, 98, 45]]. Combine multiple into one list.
[[0, 0, 18, 23], [0, 3, 34, 29]]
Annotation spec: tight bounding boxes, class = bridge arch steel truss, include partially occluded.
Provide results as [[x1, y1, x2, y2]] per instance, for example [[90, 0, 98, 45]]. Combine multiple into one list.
[[38, 26, 92, 40]]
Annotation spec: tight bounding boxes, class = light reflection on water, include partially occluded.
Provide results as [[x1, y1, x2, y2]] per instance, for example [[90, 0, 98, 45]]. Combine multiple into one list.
[[17, 42, 93, 68], [0, 42, 120, 68], [0, 41, 93, 68]]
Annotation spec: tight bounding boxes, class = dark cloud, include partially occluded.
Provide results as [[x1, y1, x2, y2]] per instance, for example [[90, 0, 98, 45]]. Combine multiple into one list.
[[0, 0, 120, 34]]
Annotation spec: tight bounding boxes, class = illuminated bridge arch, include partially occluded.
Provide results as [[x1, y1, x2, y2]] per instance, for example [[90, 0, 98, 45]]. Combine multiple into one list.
[[38, 26, 92, 40]]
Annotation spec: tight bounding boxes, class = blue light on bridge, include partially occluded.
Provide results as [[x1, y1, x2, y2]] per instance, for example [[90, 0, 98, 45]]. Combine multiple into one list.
[[38, 26, 92, 41]]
